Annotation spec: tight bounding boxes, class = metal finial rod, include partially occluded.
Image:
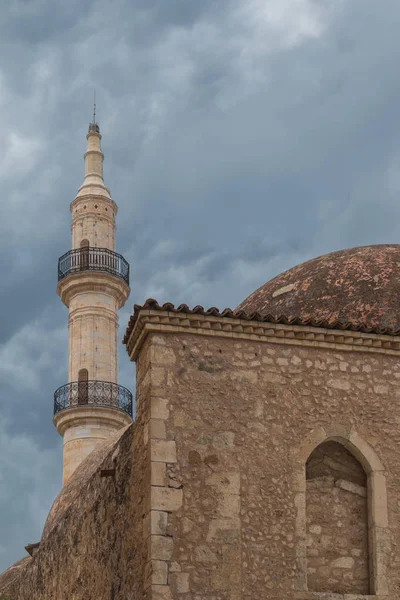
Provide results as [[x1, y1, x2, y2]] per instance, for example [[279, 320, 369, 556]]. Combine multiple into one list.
[[93, 90, 96, 124]]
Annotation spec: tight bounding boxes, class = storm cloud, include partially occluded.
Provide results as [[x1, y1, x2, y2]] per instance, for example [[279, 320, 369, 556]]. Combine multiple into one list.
[[1, 0, 400, 572]]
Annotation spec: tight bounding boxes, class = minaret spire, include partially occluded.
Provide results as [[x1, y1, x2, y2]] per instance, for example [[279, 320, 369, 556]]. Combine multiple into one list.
[[54, 118, 132, 485], [77, 101, 108, 199]]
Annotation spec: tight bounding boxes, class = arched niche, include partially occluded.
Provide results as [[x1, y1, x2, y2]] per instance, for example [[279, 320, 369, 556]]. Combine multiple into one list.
[[293, 425, 388, 597], [306, 440, 368, 593]]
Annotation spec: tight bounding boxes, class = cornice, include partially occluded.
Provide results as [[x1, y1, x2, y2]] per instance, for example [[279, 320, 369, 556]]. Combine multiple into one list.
[[69, 305, 119, 324], [125, 308, 400, 362], [70, 194, 118, 215], [54, 405, 132, 436], [57, 272, 130, 309]]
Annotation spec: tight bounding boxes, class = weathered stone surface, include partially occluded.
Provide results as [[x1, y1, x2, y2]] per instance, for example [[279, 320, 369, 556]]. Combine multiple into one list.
[[169, 572, 190, 594], [5, 313, 400, 599], [143, 511, 168, 538], [151, 461, 167, 486], [236, 244, 400, 334], [134, 331, 397, 599], [0, 557, 31, 598], [151, 487, 183, 512], [144, 560, 168, 586], [0, 424, 148, 600], [148, 536, 174, 561], [335, 478, 367, 497], [151, 584, 173, 600], [150, 439, 177, 463], [150, 397, 170, 421]]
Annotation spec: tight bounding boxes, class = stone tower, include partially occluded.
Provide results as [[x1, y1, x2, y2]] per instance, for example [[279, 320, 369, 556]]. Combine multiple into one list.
[[54, 115, 132, 485]]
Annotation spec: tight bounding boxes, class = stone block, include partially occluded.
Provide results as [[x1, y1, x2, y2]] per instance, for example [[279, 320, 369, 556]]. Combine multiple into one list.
[[143, 511, 168, 538], [169, 572, 190, 594], [151, 367, 166, 387], [149, 419, 167, 440], [144, 560, 168, 587], [151, 439, 177, 463], [335, 479, 367, 497], [151, 487, 183, 512], [327, 378, 351, 391], [330, 556, 354, 569], [148, 535, 174, 561], [150, 397, 170, 420], [151, 462, 167, 486], [151, 584, 173, 600]]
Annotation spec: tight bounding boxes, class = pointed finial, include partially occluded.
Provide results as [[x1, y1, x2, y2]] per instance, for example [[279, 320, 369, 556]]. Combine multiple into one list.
[[88, 91, 100, 134]]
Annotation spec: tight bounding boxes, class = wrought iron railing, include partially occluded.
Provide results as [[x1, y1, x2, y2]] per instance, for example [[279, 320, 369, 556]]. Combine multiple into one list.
[[58, 247, 129, 285], [54, 380, 133, 417]]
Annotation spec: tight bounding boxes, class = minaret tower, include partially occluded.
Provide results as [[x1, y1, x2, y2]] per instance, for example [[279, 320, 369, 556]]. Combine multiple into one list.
[[54, 111, 132, 485]]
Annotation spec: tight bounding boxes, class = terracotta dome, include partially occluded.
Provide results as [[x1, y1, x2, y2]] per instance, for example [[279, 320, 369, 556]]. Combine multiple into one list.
[[236, 245, 400, 334]]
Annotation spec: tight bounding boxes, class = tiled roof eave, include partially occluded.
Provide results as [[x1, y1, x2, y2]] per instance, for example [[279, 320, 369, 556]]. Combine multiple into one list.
[[123, 298, 400, 347]]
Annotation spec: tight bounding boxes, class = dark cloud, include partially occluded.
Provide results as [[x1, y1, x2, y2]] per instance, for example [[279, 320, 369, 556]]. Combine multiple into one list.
[[1, 0, 400, 573]]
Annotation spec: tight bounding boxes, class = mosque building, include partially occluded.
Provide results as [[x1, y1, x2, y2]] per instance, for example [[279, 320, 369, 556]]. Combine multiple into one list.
[[1, 116, 400, 599]]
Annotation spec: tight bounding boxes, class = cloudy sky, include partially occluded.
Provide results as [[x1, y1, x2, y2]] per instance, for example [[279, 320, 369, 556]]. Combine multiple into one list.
[[1, 0, 400, 572]]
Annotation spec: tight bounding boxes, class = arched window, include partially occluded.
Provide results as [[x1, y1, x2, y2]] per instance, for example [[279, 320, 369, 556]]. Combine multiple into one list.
[[306, 441, 368, 594], [293, 426, 388, 596], [80, 239, 89, 271], [78, 368, 89, 405]]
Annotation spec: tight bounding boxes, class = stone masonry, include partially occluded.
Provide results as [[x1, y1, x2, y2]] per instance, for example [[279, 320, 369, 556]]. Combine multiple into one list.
[[55, 121, 131, 485], [127, 306, 398, 600], [1, 307, 399, 599]]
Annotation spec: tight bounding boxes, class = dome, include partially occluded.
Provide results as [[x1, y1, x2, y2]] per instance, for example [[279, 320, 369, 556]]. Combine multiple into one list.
[[236, 245, 400, 334]]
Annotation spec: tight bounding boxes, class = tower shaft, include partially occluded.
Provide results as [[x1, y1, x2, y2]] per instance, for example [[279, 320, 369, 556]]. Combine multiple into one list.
[[54, 119, 131, 485]]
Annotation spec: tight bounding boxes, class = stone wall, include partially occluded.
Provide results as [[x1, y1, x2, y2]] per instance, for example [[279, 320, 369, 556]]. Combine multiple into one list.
[[0, 423, 149, 600], [3, 320, 400, 599], [137, 329, 400, 599]]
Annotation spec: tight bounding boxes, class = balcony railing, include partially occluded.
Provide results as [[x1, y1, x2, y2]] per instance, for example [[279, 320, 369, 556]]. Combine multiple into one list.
[[54, 380, 133, 418], [58, 247, 129, 285]]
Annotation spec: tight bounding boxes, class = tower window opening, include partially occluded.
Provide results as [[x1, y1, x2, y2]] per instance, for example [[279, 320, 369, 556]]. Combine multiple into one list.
[[78, 368, 89, 405], [80, 239, 89, 270], [306, 441, 369, 595]]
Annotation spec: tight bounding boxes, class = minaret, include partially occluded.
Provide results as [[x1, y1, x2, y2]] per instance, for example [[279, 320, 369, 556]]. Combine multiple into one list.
[[54, 111, 132, 485]]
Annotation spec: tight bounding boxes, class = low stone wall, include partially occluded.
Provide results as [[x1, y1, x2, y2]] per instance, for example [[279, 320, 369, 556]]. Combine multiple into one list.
[[0, 422, 148, 600]]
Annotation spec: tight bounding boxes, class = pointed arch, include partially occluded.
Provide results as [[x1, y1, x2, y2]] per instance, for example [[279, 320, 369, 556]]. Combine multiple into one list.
[[293, 425, 388, 596]]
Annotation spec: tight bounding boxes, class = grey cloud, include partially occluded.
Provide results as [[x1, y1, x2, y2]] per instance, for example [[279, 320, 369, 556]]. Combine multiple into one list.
[[1, 0, 400, 574]]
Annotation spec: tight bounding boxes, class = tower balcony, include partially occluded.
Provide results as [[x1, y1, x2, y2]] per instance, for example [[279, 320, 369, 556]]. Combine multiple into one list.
[[54, 380, 133, 418], [58, 247, 129, 286]]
